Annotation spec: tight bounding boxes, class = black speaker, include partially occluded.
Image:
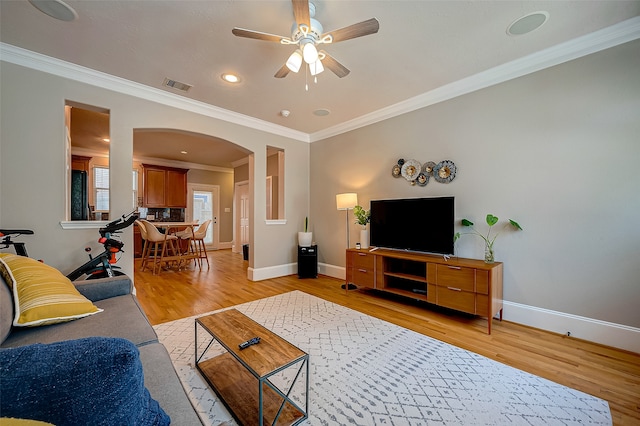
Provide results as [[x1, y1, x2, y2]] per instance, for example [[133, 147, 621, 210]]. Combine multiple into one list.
[[298, 245, 318, 278]]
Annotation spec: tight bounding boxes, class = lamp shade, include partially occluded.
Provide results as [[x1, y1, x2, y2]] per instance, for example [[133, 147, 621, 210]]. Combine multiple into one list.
[[302, 42, 319, 64], [286, 49, 303, 73], [336, 193, 358, 210], [309, 59, 324, 76]]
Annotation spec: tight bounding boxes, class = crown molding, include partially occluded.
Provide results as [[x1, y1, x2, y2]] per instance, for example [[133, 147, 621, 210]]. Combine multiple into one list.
[[2, 16, 639, 144], [231, 157, 249, 168], [71, 147, 108, 159], [0, 42, 310, 143], [133, 155, 234, 173], [309, 16, 640, 142]]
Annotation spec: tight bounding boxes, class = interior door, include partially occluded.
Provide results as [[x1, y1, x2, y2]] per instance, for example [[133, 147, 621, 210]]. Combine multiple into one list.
[[234, 181, 250, 253], [240, 187, 250, 246]]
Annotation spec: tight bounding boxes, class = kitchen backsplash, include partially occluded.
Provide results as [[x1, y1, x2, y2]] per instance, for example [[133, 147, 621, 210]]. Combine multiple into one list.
[[138, 207, 185, 222]]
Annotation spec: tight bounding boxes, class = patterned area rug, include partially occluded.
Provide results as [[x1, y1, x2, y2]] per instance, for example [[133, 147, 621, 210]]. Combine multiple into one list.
[[153, 291, 611, 425]]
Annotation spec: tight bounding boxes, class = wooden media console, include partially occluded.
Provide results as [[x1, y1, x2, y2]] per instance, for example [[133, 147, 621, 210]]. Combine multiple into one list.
[[346, 248, 503, 334]]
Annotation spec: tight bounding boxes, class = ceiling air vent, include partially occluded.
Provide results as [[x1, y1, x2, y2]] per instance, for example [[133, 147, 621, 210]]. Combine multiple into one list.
[[163, 78, 192, 92]]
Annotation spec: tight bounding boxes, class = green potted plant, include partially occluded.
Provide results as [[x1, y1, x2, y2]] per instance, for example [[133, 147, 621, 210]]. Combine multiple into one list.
[[353, 205, 371, 249], [454, 214, 523, 263], [298, 216, 312, 247]]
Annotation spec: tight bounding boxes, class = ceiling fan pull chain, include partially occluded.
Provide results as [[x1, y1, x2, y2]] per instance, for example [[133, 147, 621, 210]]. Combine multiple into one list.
[[305, 64, 309, 91]]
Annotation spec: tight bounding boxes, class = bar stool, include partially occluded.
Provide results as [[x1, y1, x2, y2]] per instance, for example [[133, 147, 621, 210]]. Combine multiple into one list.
[[177, 220, 211, 270], [138, 219, 179, 275], [192, 220, 211, 269], [135, 220, 149, 270]]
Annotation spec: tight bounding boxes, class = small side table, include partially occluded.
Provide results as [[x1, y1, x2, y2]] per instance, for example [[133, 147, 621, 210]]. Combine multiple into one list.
[[297, 245, 317, 278]]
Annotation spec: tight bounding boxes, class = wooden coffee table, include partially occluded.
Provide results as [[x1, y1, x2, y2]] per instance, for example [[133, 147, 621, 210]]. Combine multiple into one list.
[[195, 309, 309, 425]]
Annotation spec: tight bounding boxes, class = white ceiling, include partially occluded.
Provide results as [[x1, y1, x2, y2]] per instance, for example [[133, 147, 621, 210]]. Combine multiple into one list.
[[2, 1, 639, 166]]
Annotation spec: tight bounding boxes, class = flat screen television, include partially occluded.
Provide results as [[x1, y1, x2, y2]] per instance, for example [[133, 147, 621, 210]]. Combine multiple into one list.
[[370, 196, 455, 255]]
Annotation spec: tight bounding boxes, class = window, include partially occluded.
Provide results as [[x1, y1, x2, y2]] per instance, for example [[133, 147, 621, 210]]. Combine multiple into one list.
[[94, 166, 109, 212], [66, 101, 110, 221], [266, 146, 284, 220]]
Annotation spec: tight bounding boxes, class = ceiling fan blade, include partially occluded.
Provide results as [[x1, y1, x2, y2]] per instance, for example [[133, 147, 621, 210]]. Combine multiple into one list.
[[232, 27, 288, 43], [274, 64, 290, 79], [291, 0, 311, 29], [320, 51, 350, 78], [324, 18, 380, 43]]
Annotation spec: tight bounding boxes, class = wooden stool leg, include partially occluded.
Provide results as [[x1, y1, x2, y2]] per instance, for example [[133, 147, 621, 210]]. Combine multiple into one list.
[[152, 241, 161, 275], [199, 239, 210, 269], [140, 240, 149, 270]]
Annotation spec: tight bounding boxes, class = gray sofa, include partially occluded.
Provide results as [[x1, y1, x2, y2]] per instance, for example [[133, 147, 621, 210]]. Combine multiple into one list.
[[1, 273, 202, 425]]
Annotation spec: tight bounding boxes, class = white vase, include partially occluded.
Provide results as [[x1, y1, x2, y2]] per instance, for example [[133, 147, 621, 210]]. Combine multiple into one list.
[[298, 232, 313, 247], [360, 229, 369, 249]]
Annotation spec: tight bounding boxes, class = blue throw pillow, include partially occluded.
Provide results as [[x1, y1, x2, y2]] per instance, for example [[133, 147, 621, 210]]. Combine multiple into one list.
[[0, 337, 170, 426]]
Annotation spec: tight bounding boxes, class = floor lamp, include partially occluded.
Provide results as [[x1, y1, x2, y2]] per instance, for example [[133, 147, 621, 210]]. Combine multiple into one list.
[[336, 192, 358, 290]]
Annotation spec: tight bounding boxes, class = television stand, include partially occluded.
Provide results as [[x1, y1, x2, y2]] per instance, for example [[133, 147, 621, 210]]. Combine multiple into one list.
[[345, 248, 503, 334]]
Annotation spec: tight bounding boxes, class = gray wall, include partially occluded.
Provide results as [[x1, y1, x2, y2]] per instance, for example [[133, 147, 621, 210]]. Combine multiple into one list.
[[0, 61, 310, 276], [311, 40, 640, 328]]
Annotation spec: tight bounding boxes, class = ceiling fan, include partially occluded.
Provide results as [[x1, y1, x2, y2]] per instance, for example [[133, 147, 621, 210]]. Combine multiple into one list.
[[232, 0, 379, 82]]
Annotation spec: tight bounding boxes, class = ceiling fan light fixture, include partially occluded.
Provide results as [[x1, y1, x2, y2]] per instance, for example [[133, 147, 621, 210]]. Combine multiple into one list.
[[309, 59, 324, 76], [286, 49, 303, 73], [302, 42, 319, 64]]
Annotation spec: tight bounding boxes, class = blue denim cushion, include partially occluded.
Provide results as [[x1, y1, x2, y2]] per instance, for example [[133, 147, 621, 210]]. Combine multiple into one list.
[[0, 337, 170, 426]]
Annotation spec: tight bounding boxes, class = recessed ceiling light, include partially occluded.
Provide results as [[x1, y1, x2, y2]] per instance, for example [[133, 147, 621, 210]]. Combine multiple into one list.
[[180, 151, 188, 154], [313, 108, 331, 117], [507, 11, 549, 36], [29, 0, 78, 21], [102, 138, 110, 143], [221, 73, 241, 83]]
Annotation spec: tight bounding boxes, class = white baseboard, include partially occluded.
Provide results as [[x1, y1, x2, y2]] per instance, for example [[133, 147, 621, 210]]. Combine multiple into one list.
[[319, 262, 345, 280], [502, 301, 640, 353], [251, 262, 640, 353], [248, 263, 296, 281], [217, 241, 232, 250]]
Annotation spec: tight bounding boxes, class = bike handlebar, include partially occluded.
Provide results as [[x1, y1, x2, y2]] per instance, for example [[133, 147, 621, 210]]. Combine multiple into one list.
[[99, 212, 138, 236], [0, 229, 34, 237]]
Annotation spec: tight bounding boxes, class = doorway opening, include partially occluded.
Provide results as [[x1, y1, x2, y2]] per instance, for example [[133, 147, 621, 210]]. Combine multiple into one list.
[[187, 184, 219, 249]]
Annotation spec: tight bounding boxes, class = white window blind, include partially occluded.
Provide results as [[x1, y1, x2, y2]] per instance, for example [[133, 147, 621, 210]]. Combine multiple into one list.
[[94, 167, 109, 211]]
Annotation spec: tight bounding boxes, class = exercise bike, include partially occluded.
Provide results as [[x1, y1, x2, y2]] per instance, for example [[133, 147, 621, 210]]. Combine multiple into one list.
[[0, 229, 34, 257], [1, 211, 137, 280], [66, 211, 139, 281]]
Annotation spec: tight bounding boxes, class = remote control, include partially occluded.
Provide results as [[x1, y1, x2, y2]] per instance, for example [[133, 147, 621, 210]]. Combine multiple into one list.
[[239, 337, 260, 350]]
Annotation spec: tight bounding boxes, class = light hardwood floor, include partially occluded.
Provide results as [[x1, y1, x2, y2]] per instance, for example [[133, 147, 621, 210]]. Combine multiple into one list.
[[134, 249, 640, 425]]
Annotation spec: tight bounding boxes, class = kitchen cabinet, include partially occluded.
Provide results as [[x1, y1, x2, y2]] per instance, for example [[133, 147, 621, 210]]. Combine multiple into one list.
[[142, 164, 188, 208], [71, 155, 91, 172]]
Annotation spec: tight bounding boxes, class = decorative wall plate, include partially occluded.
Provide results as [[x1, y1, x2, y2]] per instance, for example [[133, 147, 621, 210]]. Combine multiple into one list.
[[401, 159, 422, 181], [433, 160, 457, 183], [423, 161, 436, 175], [416, 172, 429, 186], [391, 157, 457, 186]]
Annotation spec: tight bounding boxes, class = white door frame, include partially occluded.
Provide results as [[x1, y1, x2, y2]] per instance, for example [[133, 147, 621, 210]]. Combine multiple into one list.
[[187, 183, 219, 250], [233, 180, 249, 254]]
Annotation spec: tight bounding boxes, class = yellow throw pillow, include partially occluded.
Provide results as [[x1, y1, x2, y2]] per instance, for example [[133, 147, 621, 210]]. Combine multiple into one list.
[[0, 253, 102, 327], [0, 418, 55, 426]]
